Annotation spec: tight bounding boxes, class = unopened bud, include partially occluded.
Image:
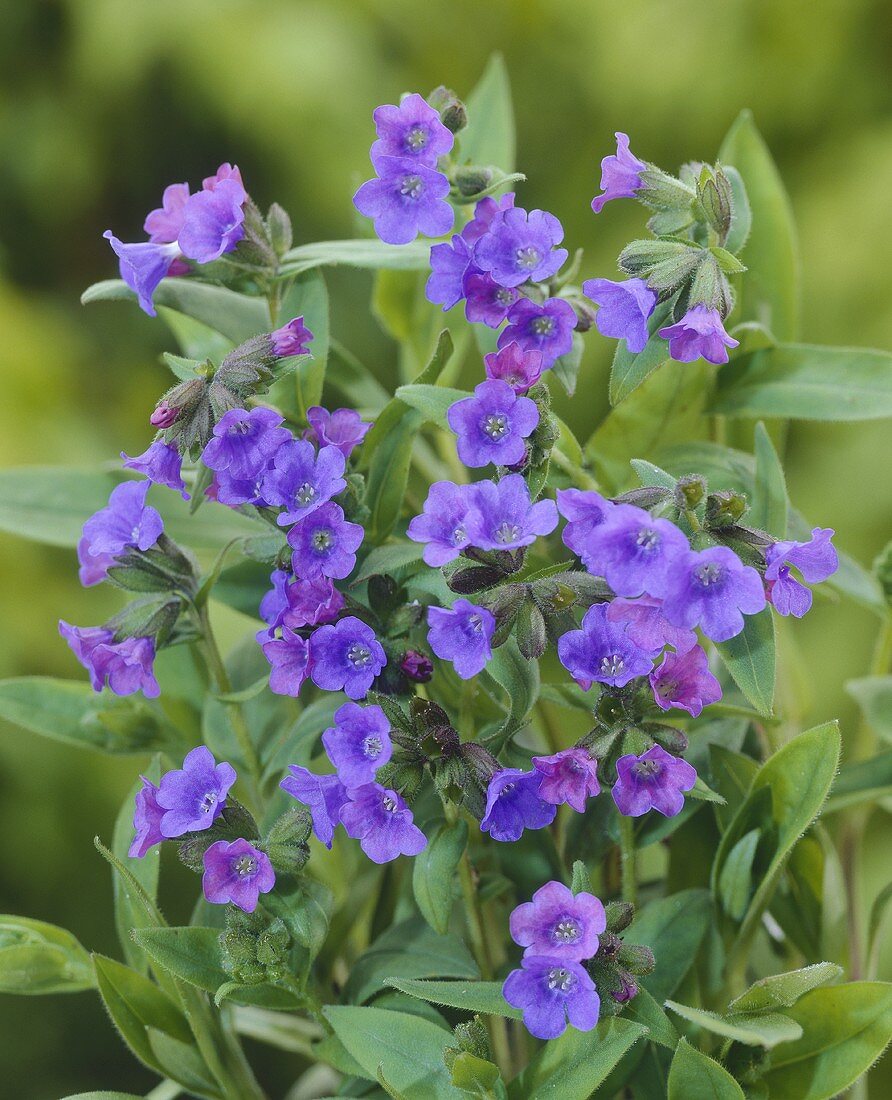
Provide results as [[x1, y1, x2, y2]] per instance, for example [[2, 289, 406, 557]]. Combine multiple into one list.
[[611, 974, 638, 1003], [676, 475, 706, 511], [603, 900, 635, 934], [453, 166, 493, 197], [428, 86, 467, 133], [401, 649, 434, 683], [150, 401, 179, 429], [706, 489, 748, 528]]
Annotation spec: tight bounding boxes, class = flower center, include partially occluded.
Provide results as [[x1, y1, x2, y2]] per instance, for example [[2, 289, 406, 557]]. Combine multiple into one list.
[[547, 967, 576, 993], [405, 125, 428, 152], [233, 855, 256, 876], [230, 421, 251, 436], [400, 175, 424, 199], [600, 653, 625, 678], [636, 528, 659, 550], [553, 918, 580, 944], [496, 288, 515, 306], [295, 482, 316, 506], [467, 612, 486, 634], [495, 521, 520, 544], [382, 795, 398, 813], [515, 245, 541, 270], [199, 791, 218, 814], [312, 529, 333, 552], [656, 677, 678, 698], [347, 643, 372, 668], [500, 782, 516, 797], [130, 525, 141, 541], [482, 413, 510, 441], [531, 316, 555, 336], [695, 562, 723, 587], [452, 523, 467, 544], [633, 759, 662, 780], [363, 735, 383, 759]]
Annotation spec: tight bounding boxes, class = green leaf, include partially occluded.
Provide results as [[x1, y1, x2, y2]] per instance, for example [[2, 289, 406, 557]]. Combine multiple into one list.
[[711, 722, 841, 948], [551, 332, 584, 397], [82, 278, 269, 345], [760, 982, 892, 1099], [277, 270, 330, 420], [0, 915, 95, 995], [716, 608, 776, 717], [481, 638, 539, 749], [665, 1000, 802, 1048], [751, 421, 788, 537], [344, 916, 478, 1005], [688, 776, 728, 806], [719, 111, 799, 341], [714, 344, 892, 420], [324, 1005, 456, 1100], [710, 245, 747, 275], [461, 53, 515, 173], [609, 299, 674, 405], [385, 977, 520, 1019], [163, 352, 203, 381], [450, 1051, 503, 1096], [708, 744, 760, 831], [630, 458, 677, 490], [412, 819, 467, 935], [667, 1038, 745, 1099], [846, 675, 892, 742], [823, 748, 892, 813], [278, 238, 432, 277], [112, 758, 162, 974], [622, 986, 679, 1050], [509, 1018, 647, 1100], [718, 828, 760, 920], [394, 383, 469, 427], [721, 166, 752, 256], [353, 541, 424, 584], [624, 888, 713, 1002], [729, 962, 842, 1014]]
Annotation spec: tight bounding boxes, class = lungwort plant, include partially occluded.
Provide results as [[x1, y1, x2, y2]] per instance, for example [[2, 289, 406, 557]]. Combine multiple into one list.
[[1, 57, 892, 1100]]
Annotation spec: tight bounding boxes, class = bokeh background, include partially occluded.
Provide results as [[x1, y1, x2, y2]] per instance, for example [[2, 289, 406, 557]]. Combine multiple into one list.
[[1, 0, 890, 1095]]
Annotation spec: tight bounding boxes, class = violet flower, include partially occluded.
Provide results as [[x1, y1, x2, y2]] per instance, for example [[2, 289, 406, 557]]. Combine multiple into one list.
[[427, 233, 475, 310], [606, 596, 697, 656], [658, 304, 739, 365], [259, 571, 344, 635], [354, 156, 453, 245], [202, 839, 275, 913], [264, 440, 347, 525], [340, 783, 427, 863], [370, 93, 454, 169], [557, 603, 654, 690], [591, 132, 646, 214], [532, 748, 601, 813], [176, 177, 247, 264], [765, 527, 838, 617], [509, 880, 607, 962], [447, 380, 539, 469], [474, 207, 568, 288], [261, 627, 311, 697], [81, 480, 163, 560], [322, 702, 392, 787], [308, 616, 386, 699], [287, 502, 365, 580], [156, 746, 237, 837], [556, 488, 614, 567], [661, 545, 766, 642], [650, 645, 722, 718], [407, 480, 480, 567], [481, 769, 556, 843], [583, 277, 657, 354], [128, 776, 165, 859], [468, 474, 559, 551], [612, 745, 697, 818], [580, 504, 689, 599], [59, 622, 160, 698], [464, 273, 520, 328], [77, 538, 118, 588], [483, 343, 543, 393], [498, 297, 577, 369], [122, 441, 189, 500], [280, 766, 348, 848], [201, 407, 291, 482], [271, 316, 314, 358], [305, 406, 373, 457], [427, 599, 495, 679], [503, 956, 601, 1040], [144, 182, 190, 243], [103, 234, 180, 317]]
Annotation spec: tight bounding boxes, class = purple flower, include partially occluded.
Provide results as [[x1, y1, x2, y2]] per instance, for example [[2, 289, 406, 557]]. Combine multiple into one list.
[[103, 233, 179, 316], [59, 622, 161, 698], [177, 177, 247, 264], [447, 380, 539, 469], [468, 474, 559, 551], [463, 193, 515, 244], [591, 132, 646, 214], [557, 603, 654, 690], [650, 644, 722, 718], [606, 596, 697, 656], [144, 182, 190, 243], [323, 702, 392, 787], [579, 504, 689, 599], [612, 745, 697, 818], [401, 650, 434, 683], [202, 839, 275, 913], [309, 616, 386, 699], [259, 571, 344, 635], [287, 502, 364, 580], [498, 297, 577, 369], [509, 880, 606, 962], [556, 488, 614, 566], [661, 545, 766, 643], [340, 783, 427, 863], [305, 406, 373, 458], [77, 537, 117, 588], [474, 207, 568, 288], [122, 441, 189, 500], [481, 769, 557, 843], [503, 956, 600, 1040], [208, 469, 272, 508], [280, 766, 347, 848], [370, 93, 454, 169], [532, 748, 601, 813], [427, 599, 495, 680], [464, 273, 520, 328], [150, 401, 180, 429], [483, 343, 543, 393], [201, 407, 291, 481], [264, 440, 346, 525], [82, 481, 163, 559], [156, 746, 237, 837], [354, 156, 453, 245], [765, 527, 838, 618], [271, 316, 314, 358], [658, 305, 740, 365], [128, 776, 165, 859], [407, 481, 479, 567], [202, 163, 244, 191], [261, 627, 311, 697], [583, 277, 657, 355], [427, 233, 475, 310]]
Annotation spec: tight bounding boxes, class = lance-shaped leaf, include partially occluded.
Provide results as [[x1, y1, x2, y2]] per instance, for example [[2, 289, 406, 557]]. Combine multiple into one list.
[[665, 999, 802, 1048], [461, 53, 516, 173], [729, 962, 842, 1014], [751, 421, 788, 536], [412, 819, 467, 935], [623, 888, 713, 1003], [716, 607, 776, 717], [0, 915, 94, 995], [277, 238, 432, 277], [609, 299, 674, 405], [387, 977, 521, 1019], [667, 1038, 745, 1099], [846, 675, 892, 742]]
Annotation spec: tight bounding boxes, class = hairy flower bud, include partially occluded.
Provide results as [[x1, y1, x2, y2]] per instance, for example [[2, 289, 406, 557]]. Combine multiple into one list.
[[428, 85, 468, 133], [401, 649, 434, 683], [220, 909, 291, 986]]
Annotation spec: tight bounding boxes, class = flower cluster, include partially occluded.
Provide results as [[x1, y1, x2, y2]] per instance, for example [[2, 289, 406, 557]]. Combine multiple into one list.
[[281, 702, 427, 863]]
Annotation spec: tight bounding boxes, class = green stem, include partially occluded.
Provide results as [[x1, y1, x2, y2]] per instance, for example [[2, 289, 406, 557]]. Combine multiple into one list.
[[618, 813, 638, 907], [178, 981, 268, 1100]]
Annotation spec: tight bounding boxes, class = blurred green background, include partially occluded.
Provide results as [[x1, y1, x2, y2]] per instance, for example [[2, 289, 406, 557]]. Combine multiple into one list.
[[1, 0, 890, 1095]]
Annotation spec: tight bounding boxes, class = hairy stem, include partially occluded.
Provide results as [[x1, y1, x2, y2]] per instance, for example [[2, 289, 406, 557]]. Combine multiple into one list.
[[618, 813, 638, 907]]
